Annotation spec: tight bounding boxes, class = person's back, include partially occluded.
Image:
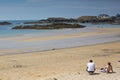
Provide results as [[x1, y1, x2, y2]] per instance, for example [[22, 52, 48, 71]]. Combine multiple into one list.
[[106, 62, 113, 73], [86, 60, 95, 74]]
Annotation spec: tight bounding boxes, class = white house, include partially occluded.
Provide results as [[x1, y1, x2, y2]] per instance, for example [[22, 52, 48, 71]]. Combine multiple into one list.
[[98, 14, 110, 18]]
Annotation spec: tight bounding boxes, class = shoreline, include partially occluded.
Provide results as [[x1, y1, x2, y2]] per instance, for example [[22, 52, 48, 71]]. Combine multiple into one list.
[[0, 28, 120, 56], [0, 41, 120, 57]]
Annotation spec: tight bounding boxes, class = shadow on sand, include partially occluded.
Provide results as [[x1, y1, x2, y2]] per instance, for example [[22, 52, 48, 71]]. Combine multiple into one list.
[[108, 72, 116, 74], [89, 72, 100, 75]]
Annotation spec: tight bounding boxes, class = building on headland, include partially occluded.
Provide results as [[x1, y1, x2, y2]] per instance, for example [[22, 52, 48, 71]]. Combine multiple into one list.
[[98, 14, 110, 18], [77, 14, 114, 23], [97, 14, 113, 23], [114, 14, 120, 24], [115, 18, 120, 24], [25, 13, 120, 24]]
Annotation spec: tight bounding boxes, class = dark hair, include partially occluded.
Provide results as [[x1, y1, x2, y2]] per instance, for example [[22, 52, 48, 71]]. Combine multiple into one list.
[[108, 62, 111, 65], [89, 60, 93, 62]]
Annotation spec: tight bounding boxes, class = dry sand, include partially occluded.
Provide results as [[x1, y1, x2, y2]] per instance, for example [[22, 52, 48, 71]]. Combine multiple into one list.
[[0, 28, 120, 80]]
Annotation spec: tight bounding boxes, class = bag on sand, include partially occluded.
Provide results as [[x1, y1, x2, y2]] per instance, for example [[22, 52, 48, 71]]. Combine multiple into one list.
[[100, 68, 106, 73]]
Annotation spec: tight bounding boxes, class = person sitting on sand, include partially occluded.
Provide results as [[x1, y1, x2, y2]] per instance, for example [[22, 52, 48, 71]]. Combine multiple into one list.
[[105, 62, 113, 73], [86, 60, 96, 74], [100, 62, 113, 73]]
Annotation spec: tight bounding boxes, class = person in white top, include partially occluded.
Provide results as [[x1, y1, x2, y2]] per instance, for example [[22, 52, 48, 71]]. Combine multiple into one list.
[[86, 60, 96, 74]]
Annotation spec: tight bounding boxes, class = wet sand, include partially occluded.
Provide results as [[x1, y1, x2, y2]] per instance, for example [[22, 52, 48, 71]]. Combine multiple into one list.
[[0, 28, 120, 55]]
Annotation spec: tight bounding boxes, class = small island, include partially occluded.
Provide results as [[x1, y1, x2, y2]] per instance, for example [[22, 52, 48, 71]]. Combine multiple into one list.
[[12, 13, 120, 30], [0, 21, 11, 25], [12, 23, 86, 29]]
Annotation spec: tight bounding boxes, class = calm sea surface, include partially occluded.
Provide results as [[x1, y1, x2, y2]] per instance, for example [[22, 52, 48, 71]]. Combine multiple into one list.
[[0, 20, 120, 55], [0, 20, 120, 37]]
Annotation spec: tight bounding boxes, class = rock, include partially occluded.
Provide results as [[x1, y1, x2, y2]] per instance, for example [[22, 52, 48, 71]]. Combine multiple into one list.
[[12, 23, 86, 30], [0, 21, 11, 25]]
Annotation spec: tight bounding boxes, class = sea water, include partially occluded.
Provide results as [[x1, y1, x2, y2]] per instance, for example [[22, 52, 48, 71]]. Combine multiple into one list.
[[0, 20, 120, 37], [0, 20, 44, 37], [0, 20, 120, 55]]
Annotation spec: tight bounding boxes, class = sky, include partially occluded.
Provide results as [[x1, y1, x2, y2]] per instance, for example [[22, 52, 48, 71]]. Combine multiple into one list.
[[0, 0, 120, 20]]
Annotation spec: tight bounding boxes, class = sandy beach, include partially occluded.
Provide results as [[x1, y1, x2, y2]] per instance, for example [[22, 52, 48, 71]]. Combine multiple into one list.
[[0, 28, 120, 80]]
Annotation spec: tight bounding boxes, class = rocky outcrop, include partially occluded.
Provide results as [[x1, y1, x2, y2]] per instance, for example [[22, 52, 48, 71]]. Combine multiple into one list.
[[24, 18, 78, 24], [12, 23, 86, 29], [0, 21, 11, 25], [23, 13, 120, 25]]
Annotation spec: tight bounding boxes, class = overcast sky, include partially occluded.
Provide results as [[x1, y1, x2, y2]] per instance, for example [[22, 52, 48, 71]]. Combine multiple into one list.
[[0, 0, 120, 20]]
